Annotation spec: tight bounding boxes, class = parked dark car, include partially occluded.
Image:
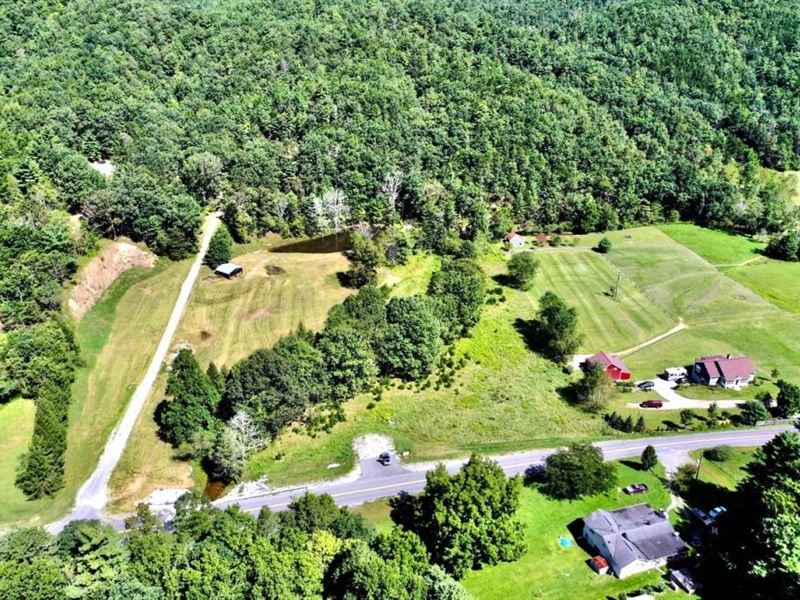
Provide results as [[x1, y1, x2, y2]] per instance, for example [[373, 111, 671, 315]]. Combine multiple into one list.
[[640, 399, 663, 409], [377, 452, 391, 466], [623, 483, 649, 495], [638, 380, 655, 390]]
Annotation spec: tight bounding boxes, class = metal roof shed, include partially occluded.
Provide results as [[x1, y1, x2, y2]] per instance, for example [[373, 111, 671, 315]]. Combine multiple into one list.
[[215, 263, 243, 278]]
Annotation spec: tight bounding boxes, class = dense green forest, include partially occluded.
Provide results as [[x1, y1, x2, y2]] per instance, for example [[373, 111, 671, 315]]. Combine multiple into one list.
[[2, 0, 800, 498], [2, 0, 800, 252]]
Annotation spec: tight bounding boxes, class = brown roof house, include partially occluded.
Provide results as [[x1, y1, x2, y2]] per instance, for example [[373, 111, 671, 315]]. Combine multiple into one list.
[[582, 503, 687, 579], [504, 231, 525, 248], [692, 354, 755, 390]]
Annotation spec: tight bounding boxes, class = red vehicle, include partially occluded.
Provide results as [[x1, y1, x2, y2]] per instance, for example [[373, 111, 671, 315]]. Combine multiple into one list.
[[640, 399, 663, 409]]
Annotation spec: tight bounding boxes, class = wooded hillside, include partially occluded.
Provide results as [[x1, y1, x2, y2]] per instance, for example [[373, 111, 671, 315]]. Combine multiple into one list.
[[1, 0, 799, 255]]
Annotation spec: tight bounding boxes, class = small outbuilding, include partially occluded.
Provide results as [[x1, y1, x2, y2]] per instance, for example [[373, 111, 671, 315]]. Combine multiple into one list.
[[589, 555, 609, 575], [215, 263, 243, 279], [670, 568, 700, 593], [582, 351, 631, 382], [504, 231, 525, 248]]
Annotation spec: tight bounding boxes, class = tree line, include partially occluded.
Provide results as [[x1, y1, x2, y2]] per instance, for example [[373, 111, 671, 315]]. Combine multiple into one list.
[[0, 454, 523, 598], [155, 258, 486, 484]]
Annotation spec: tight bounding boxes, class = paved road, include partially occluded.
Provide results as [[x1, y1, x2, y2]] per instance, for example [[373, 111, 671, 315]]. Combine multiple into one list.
[[215, 426, 793, 516], [47, 214, 220, 534]]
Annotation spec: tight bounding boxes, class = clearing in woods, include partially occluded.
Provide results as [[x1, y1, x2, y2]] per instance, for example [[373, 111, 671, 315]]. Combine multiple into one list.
[[242, 241, 679, 488], [108, 237, 353, 511]]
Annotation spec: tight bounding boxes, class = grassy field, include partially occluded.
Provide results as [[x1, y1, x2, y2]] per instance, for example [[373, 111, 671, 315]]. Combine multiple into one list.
[[107, 223, 800, 512], [534, 249, 674, 352], [245, 279, 606, 485], [691, 447, 756, 490], [0, 257, 191, 527], [354, 462, 689, 600], [109, 237, 354, 510], [175, 241, 353, 368], [658, 223, 763, 266], [0, 398, 37, 527], [659, 222, 800, 315], [584, 227, 800, 386]]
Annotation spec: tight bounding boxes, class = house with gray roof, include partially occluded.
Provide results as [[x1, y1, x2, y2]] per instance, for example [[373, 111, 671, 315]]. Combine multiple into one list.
[[582, 503, 687, 578]]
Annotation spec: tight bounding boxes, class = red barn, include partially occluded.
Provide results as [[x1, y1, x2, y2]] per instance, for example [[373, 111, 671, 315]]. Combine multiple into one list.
[[583, 352, 631, 382]]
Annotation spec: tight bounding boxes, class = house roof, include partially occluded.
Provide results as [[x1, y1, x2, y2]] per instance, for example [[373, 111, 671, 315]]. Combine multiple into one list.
[[505, 231, 523, 241], [215, 262, 242, 276], [586, 351, 630, 373], [584, 504, 686, 572], [696, 355, 755, 380]]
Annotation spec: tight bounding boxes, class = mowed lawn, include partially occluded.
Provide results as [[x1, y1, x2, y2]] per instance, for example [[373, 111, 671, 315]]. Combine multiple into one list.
[[588, 227, 800, 384], [533, 249, 674, 352], [658, 223, 763, 266], [355, 463, 690, 600], [463, 463, 691, 600], [0, 398, 38, 527], [660, 223, 800, 315], [176, 243, 353, 368], [109, 239, 353, 510], [0, 258, 191, 527], [691, 447, 756, 490]]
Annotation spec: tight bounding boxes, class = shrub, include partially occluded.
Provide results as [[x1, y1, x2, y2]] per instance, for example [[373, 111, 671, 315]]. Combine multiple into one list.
[[595, 237, 612, 253], [704, 445, 733, 462]]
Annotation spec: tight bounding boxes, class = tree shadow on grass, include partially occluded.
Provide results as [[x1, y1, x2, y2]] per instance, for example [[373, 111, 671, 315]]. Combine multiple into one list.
[[513, 317, 537, 350], [491, 273, 516, 288], [620, 459, 645, 471]]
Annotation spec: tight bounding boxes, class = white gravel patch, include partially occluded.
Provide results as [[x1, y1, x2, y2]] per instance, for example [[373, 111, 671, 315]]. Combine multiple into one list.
[[215, 434, 397, 505], [353, 433, 395, 460]]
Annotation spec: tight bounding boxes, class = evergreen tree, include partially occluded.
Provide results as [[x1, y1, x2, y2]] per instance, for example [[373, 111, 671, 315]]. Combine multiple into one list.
[[204, 224, 233, 268], [641, 445, 658, 470], [634, 415, 646, 433], [155, 349, 220, 447], [775, 380, 800, 418], [741, 400, 771, 425]]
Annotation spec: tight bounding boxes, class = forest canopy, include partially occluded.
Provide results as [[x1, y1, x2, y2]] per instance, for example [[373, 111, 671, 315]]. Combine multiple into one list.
[[1, 0, 799, 258]]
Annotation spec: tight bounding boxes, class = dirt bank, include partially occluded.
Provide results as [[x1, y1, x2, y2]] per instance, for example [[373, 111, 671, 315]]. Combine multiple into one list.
[[68, 241, 156, 319]]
